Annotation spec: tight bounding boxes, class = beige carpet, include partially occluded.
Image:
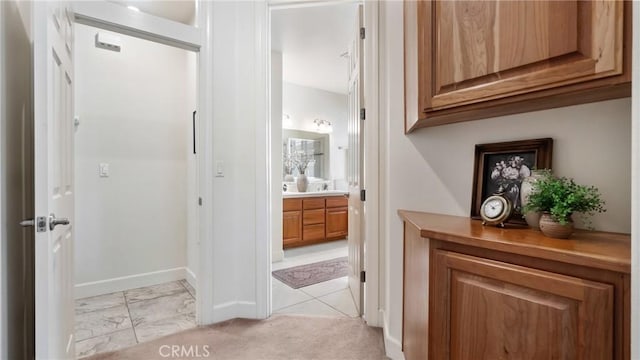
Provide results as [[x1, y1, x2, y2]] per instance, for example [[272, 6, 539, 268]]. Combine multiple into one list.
[[86, 315, 388, 360]]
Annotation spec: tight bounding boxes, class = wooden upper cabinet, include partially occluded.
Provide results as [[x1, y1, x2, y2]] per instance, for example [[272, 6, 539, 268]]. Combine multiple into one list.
[[405, 0, 631, 132]]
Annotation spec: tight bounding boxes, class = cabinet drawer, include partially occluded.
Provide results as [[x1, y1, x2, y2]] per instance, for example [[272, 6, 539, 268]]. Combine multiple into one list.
[[303, 224, 325, 241], [303, 209, 325, 225], [326, 196, 348, 208], [303, 198, 325, 210], [283, 198, 302, 211]]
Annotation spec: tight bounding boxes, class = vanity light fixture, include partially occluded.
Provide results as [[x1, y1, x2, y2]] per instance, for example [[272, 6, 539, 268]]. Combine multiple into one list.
[[313, 118, 332, 133]]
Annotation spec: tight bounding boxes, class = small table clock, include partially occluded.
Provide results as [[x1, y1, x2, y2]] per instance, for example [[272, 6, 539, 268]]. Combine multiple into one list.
[[480, 193, 513, 227]]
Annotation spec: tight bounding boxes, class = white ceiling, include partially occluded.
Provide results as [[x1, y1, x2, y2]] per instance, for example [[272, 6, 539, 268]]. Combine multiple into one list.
[[271, 3, 358, 95], [110, 0, 196, 25]]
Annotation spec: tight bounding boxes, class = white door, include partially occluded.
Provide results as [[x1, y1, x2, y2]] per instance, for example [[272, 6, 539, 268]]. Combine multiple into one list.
[[34, 1, 75, 358], [347, 4, 364, 315]]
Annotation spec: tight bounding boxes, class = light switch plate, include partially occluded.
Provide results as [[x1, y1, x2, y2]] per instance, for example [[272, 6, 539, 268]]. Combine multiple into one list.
[[215, 161, 224, 177], [99, 163, 109, 177]]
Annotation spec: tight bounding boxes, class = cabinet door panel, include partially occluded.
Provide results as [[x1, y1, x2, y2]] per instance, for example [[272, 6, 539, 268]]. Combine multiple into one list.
[[326, 207, 348, 239], [431, 250, 614, 360], [405, 0, 630, 131], [432, 0, 623, 109], [283, 210, 302, 246]]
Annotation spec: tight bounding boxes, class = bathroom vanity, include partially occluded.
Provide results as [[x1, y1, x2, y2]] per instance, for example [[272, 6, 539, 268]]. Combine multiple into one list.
[[282, 192, 348, 248]]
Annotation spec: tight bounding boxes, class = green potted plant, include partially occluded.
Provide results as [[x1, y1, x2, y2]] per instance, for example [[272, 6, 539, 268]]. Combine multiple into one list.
[[522, 171, 606, 239]]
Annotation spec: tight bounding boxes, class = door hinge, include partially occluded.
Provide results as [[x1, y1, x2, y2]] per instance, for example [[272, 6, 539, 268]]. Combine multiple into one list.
[[360, 189, 366, 202], [360, 27, 365, 40], [360, 270, 366, 283], [198, 197, 203, 206], [360, 108, 366, 120]]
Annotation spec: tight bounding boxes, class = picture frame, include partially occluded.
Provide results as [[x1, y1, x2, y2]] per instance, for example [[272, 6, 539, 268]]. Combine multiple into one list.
[[471, 138, 553, 224]]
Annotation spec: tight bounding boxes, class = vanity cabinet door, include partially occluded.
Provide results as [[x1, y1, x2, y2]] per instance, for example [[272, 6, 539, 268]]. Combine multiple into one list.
[[326, 207, 348, 240], [283, 210, 302, 246]]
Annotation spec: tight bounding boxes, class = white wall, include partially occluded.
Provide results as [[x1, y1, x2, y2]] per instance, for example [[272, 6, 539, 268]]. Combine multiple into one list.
[[74, 24, 194, 297], [283, 82, 348, 188], [209, 0, 261, 319], [380, 2, 633, 357]]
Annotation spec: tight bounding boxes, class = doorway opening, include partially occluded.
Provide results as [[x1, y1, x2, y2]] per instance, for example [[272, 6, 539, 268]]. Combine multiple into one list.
[[71, 19, 198, 358], [269, 1, 363, 318]]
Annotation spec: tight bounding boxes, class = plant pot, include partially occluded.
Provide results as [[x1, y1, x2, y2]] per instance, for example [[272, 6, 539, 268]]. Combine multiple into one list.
[[520, 170, 547, 229], [539, 213, 574, 239], [296, 173, 308, 192]]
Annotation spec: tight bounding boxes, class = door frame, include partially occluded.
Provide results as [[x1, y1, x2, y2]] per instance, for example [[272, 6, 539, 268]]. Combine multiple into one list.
[[258, 0, 380, 326], [631, 2, 640, 358], [71, 1, 215, 325], [0, 2, 5, 358]]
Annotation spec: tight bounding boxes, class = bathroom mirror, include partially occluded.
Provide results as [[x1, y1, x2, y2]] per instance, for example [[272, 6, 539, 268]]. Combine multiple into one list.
[[283, 129, 330, 179]]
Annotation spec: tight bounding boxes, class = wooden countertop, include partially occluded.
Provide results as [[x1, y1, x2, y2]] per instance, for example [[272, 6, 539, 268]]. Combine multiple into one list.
[[398, 210, 631, 274]]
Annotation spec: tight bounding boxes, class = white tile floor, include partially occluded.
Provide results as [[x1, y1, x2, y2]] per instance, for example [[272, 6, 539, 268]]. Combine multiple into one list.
[[74, 279, 196, 358], [272, 240, 359, 318]]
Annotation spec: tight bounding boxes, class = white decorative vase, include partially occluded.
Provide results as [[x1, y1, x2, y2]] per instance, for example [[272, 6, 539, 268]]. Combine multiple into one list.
[[520, 170, 547, 229], [296, 173, 308, 192], [284, 174, 294, 182]]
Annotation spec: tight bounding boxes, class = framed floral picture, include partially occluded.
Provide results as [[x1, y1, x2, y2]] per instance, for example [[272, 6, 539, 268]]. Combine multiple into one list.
[[471, 138, 553, 224]]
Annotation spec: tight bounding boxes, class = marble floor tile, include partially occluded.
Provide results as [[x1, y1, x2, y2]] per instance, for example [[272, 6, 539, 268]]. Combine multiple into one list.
[[75, 292, 126, 315], [75, 305, 133, 341], [274, 299, 345, 317], [128, 291, 194, 326], [180, 279, 196, 298], [272, 278, 312, 311], [75, 328, 137, 358], [299, 276, 349, 298], [317, 288, 359, 317], [134, 312, 197, 343], [124, 281, 186, 303]]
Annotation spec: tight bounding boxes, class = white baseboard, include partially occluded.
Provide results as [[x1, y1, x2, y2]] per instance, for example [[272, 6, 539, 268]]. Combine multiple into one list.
[[381, 310, 405, 360], [212, 301, 257, 323], [185, 267, 196, 288], [75, 267, 188, 299], [271, 249, 284, 263]]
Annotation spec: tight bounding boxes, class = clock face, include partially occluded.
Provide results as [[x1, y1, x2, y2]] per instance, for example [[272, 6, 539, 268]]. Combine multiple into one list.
[[480, 194, 513, 226], [483, 199, 504, 219]]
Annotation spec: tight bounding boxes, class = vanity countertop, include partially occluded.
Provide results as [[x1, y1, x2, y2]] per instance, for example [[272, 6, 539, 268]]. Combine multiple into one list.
[[282, 191, 349, 199]]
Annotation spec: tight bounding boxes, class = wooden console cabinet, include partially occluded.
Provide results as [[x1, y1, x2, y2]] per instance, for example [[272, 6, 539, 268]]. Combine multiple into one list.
[[283, 195, 348, 248], [399, 210, 631, 360], [404, 0, 632, 132]]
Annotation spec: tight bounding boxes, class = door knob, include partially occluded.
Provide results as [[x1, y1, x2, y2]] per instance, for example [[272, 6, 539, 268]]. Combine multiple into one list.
[[49, 213, 70, 231]]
